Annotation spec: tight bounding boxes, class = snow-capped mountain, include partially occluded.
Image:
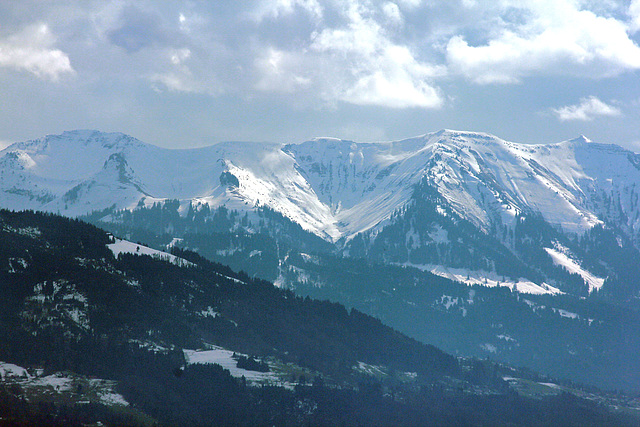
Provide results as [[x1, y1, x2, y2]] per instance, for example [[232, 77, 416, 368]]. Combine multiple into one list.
[[4, 131, 640, 395], [0, 130, 341, 240], [3, 129, 640, 295], [4, 129, 640, 243]]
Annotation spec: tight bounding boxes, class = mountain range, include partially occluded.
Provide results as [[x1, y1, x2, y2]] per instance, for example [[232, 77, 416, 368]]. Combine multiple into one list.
[[4, 129, 640, 243], [2, 129, 640, 393], [3, 129, 640, 294]]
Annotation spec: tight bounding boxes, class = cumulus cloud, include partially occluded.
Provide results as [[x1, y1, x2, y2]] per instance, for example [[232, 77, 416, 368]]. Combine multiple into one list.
[[631, 0, 640, 33], [254, 47, 311, 93], [382, 2, 403, 24], [150, 45, 228, 96], [0, 23, 73, 81], [311, 4, 444, 108], [396, 0, 423, 9], [251, 0, 323, 22], [553, 96, 621, 121], [446, 0, 640, 84], [253, 1, 444, 108], [4, 0, 640, 148]]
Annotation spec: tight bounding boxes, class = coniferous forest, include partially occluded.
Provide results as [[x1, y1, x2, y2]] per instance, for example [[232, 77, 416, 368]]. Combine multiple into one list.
[[0, 209, 638, 425]]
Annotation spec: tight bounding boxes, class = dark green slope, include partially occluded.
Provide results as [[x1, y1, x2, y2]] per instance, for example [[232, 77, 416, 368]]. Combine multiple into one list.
[[0, 209, 455, 379], [1, 209, 636, 426]]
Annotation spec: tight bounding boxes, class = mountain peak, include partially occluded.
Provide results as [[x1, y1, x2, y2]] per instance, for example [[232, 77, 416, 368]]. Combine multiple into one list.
[[7, 130, 149, 155], [58, 130, 147, 150], [570, 135, 592, 144], [433, 129, 494, 137], [311, 137, 344, 143], [429, 129, 505, 149]]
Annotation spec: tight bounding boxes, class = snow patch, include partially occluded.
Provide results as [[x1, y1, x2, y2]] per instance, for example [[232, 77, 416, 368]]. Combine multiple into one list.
[[552, 308, 580, 320], [428, 225, 449, 243], [22, 280, 91, 332], [199, 307, 219, 318], [167, 237, 183, 248], [439, 295, 459, 310], [7, 257, 28, 273], [2, 225, 41, 238], [184, 347, 279, 384], [108, 238, 195, 267], [0, 362, 31, 380], [300, 253, 321, 264], [480, 343, 497, 353], [98, 390, 130, 406], [544, 247, 605, 292], [30, 374, 73, 392], [0, 362, 130, 407], [401, 263, 562, 295], [354, 361, 387, 377], [538, 382, 562, 389]]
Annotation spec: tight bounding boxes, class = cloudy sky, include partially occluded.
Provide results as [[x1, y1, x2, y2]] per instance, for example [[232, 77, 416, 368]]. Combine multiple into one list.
[[1, 0, 640, 150]]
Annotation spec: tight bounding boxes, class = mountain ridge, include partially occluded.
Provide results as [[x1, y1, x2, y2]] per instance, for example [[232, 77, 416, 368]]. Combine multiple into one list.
[[3, 129, 640, 296], [4, 128, 638, 241], [3, 130, 640, 395]]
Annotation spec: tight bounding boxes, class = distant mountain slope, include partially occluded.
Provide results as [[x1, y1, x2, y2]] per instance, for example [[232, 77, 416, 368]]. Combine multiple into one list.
[[72, 192, 640, 393], [4, 129, 640, 297]]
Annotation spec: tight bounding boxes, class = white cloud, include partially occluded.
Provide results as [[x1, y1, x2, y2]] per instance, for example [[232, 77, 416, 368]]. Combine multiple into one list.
[[150, 47, 224, 96], [308, 3, 444, 108], [630, 0, 640, 33], [250, 1, 444, 108], [396, 0, 423, 8], [254, 47, 311, 93], [382, 2, 403, 24], [170, 48, 191, 65], [0, 23, 74, 81], [251, 0, 323, 21], [552, 96, 621, 121], [4, 1, 640, 149], [446, 0, 640, 84]]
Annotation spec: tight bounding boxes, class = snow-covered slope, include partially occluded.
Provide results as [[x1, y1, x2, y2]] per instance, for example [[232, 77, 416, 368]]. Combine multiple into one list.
[[107, 237, 195, 267], [2, 129, 640, 246]]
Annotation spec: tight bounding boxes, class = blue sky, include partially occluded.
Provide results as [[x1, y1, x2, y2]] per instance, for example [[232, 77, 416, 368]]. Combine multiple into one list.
[[1, 0, 640, 149]]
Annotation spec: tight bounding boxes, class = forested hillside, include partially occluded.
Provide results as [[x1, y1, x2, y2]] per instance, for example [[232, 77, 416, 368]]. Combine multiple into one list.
[[1, 209, 637, 425]]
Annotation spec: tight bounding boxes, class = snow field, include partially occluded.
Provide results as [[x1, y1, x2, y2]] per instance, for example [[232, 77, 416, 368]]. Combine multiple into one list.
[[183, 347, 280, 384], [543, 247, 605, 292], [7, 129, 636, 243], [401, 262, 563, 295], [107, 238, 195, 267], [0, 360, 129, 406]]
